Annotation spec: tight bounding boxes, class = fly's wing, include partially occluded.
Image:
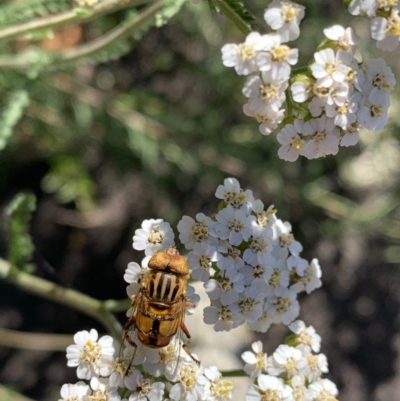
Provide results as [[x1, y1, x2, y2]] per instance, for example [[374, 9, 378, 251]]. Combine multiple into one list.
[[120, 291, 144, 365], [165, 298, 188, 377]]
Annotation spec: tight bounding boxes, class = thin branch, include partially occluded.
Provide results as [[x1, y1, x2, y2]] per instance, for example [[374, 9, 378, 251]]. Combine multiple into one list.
[[0, 0, 147, 41], [0, 0, 165, 69], [0, 257, 123, 343], [54, 0, 164, 64], [210, 0, 252, 35], [0, 385, 36, 401], [103, 298, 131, 313], [0, 327, 72, 351], [220, 369, 247, 377]]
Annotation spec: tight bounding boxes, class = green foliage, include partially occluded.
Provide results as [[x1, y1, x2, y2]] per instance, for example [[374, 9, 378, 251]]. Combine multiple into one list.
[[5, 193, 36, 271], [209, 0, 257, 33], [0, 90, 29, 151], [155, 0, 187, 27], [0, 0, 189, 73], [41, 156, 95, 212], [0, 0, 72, 27]]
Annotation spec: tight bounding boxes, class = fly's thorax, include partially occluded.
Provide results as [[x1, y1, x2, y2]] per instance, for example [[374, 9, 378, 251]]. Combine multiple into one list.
[[143, 270, 187, 304]]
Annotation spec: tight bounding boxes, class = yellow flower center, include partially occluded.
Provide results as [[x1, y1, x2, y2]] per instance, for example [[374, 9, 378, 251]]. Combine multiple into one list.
[[282, 2, 301, 22], [148, 227, 163, 244], [271, 45, 290, 62], [192, 221, 209, 241], [238, 44, 255, 60], [261, 389, 280, 401]]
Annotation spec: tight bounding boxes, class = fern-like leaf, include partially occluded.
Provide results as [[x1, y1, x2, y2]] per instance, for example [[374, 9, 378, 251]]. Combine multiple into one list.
[[5, 193, 36, 270], [49, 0, 188, 71], [0, 90, 29, 151], [210, 0, 257, 33], [0, 0, 72, 27]]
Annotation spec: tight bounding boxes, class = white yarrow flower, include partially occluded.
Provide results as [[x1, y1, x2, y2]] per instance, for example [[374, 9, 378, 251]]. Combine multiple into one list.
[[371, 9, 400, 51], [66, 329, 115, 380], [361, 58, 396, 104], [264, 0, 305, 42], [323, 25, 357, 53], [85, 376, 120, 401], [59, 382, 90, 401], [268, 287, 299, 325], [187, 242, 218, 282], [204, 366, 234, 401], [299, 346, 329, 382], [290, 258, 322, 294], [301, 116, 340, 159], [277, 120, 305, 162], [169, 364, 210, 401], [248, 302, 276, 333], [204, 268, 245, 305], [215, 205, 255, 246], [311, 48, 352, 87], [178, 213, 217, 250], [267, 344, 307, 378], [246, 374, 293, 401], [256, 33, 299, 79], [215, 177, 255, 212], [204, 301, 244, 331], [125, 370, 165, 401], [221, 32, 269, 76], [132, 219, 175, 256], [124, 262, 144, 284], [357, 96, 389, 131], [289, 320, 321, 352], [305, 379, 338, 401], [242, 341, 268, 379]]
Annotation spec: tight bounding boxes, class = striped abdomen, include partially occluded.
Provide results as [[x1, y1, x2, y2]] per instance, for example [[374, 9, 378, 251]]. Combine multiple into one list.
[[147, 271, 185, 304]]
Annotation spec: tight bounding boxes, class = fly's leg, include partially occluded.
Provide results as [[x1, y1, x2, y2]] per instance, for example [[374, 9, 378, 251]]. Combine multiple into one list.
[[180, 321, 200, 365], [123, 314, 138, 376]]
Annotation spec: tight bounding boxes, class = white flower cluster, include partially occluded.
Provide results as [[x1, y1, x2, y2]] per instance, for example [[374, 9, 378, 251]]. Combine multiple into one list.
[[61, 328, 233, 401], [285, 27, 396, 161], [221, 1, 396, 162], [57, 179, 338, 401], [348, 0, 400, 51], [244, 320, 339, 401], [177, 178, 322, 333], [222, 0, 303, 136]]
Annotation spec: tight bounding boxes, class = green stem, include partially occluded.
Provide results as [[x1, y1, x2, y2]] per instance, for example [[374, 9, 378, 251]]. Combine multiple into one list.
[[103, 298, 132, 313], [0, 327, 72, 351], [0, 257, 122, 343], [220, 369, 247, 377], [211, 0, 252, 35], [291, 65, 309, 74], [0, 385, 36, 401], [0, 0, 147, 41], [285, 88, 293, 117]]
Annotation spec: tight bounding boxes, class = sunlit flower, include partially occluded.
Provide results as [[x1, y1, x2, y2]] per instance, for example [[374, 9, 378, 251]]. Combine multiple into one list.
[[125, 369, 165, 401], [242, 341, 268, 379], [59, 382, 90, 401], [246, 374, 293, 401], [66, 329, 115, 380], [264, 0, 305, 42]]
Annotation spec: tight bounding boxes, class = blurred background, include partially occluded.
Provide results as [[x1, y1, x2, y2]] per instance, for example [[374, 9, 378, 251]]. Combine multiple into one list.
[[0, 0, 400, 400]]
